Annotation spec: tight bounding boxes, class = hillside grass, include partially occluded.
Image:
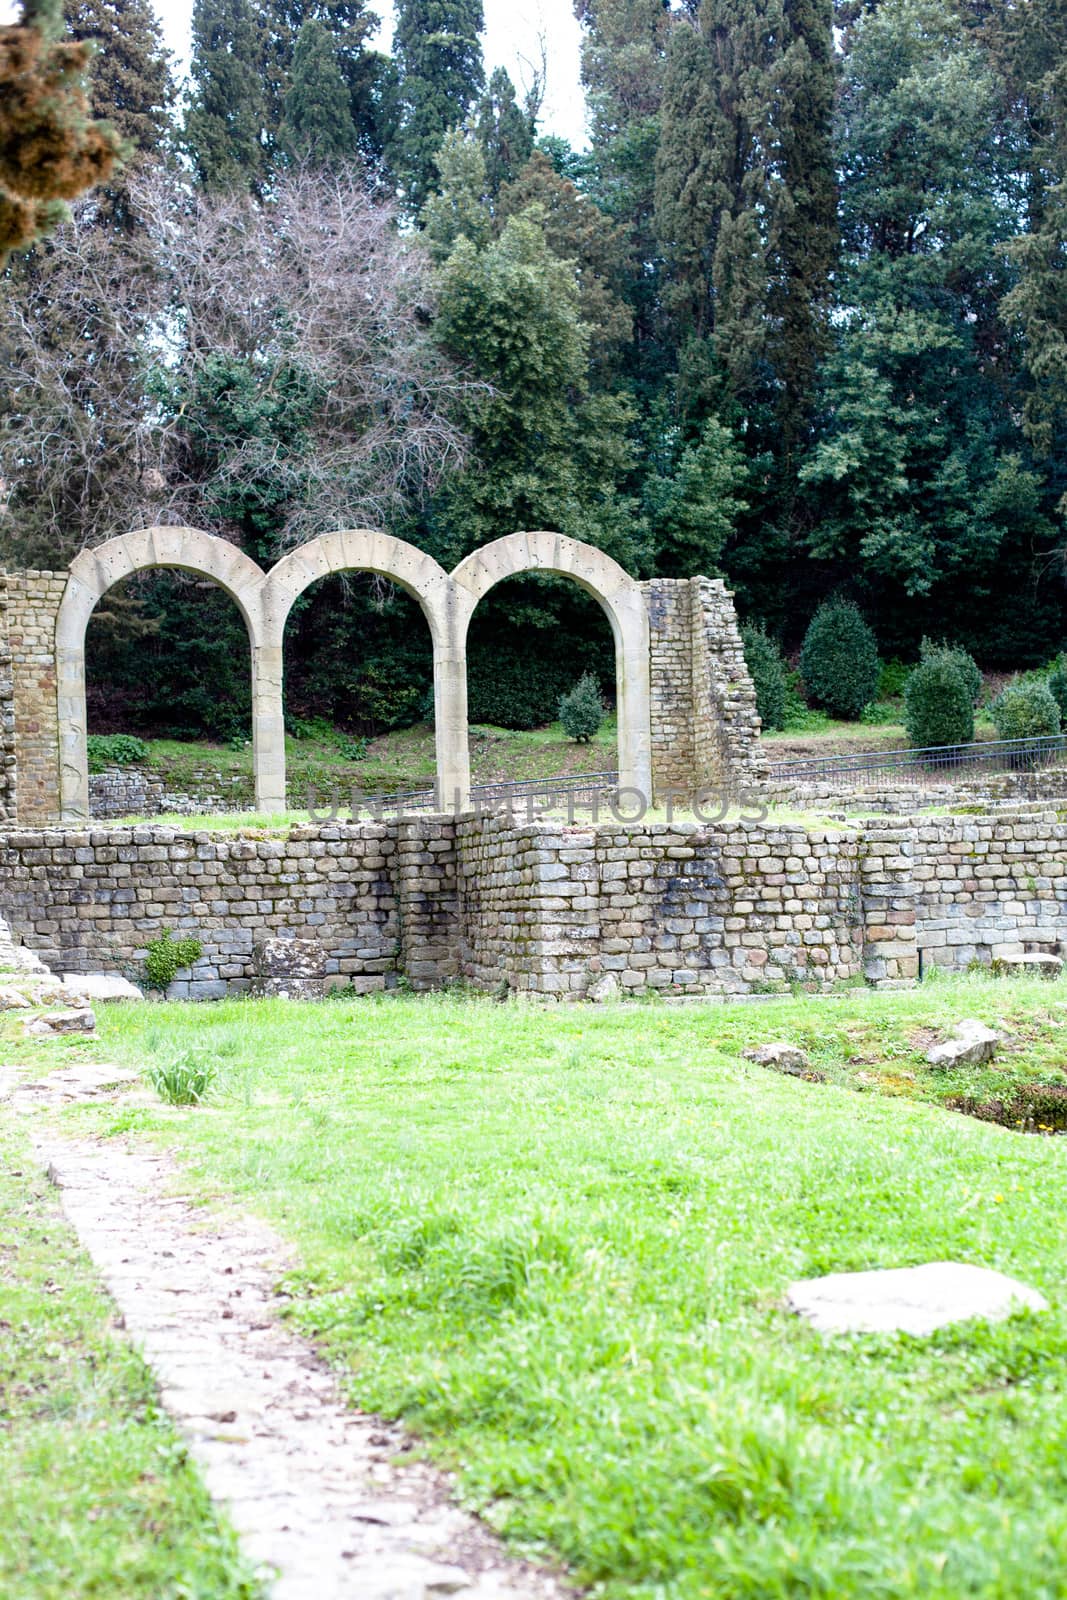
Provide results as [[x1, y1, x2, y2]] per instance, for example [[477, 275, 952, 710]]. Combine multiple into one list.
[[25, 976, 1067, 1600], [0, 1115, 259, 1600]]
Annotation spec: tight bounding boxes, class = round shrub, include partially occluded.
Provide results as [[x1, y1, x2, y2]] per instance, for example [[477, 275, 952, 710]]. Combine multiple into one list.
[[920, 637, 982, 707], [992, 680, 1062, 742], [904, 652, 975, 750], [1048, 661, 1067, 724], [799, 599, 880, 721], [740, 624, 786, 731], [559, 673, 604, 742]]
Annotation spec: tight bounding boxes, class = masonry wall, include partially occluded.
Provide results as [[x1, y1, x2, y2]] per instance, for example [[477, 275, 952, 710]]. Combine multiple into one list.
[[1, 810, 1063, 1000], [0, 822, 399, 997], [644, 576, 766, 801], [0, 576, 15, 823], [5, 570, 66, 825]]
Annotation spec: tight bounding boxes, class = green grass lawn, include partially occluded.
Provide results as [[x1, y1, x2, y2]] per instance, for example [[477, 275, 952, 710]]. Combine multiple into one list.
[[30, 977, 1067, 1599], [0, 1117, 260, 1600]]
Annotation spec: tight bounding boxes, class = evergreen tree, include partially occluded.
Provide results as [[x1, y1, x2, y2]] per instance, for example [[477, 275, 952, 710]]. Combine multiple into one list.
[[389, 0, 485, 214], [184, 0, 268, 191], [260, 0, 387, 168], [475, 66, 536, 196], [280, 18, 358, 163], [64, 0, 172, 155], [0, 0, 119, 259], [420, 127, 492, 260], [498, 150, 633, 364]]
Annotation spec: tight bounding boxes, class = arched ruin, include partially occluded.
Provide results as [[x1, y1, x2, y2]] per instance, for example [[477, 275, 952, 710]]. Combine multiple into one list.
[[0, 529, 766, 823]]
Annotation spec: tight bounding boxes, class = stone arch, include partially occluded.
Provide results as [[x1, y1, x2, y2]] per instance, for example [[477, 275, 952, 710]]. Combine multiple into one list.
[[450, 532, 653, 799], [261, 531, 468, 810], [57, 528, 268, 821]]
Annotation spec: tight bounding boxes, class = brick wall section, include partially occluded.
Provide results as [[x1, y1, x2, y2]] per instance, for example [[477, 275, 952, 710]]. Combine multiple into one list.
[[643, 577, 766, 801], [0, 575, 15, 823], [858, 821, 918, 986], [913, 812, 1067, 968], [454, 815, 600, 995], [644, 580, 696, 795], [6, 570, 66, 825], [0, 822, 400, 997], [396, 818, 461, 989], [690, 578, 768, 792], [591, 822, 861, 994]]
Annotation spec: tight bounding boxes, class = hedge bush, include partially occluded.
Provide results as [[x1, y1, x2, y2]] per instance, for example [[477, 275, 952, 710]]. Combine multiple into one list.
[[904, 651, 975, 750], [992, 680, 1062, 742], [799, 599, 880, 721], [559, 673, 605, 742], [920, 637, 982, 707], [740, 624, 786, 731], [1048, 660, 1067, 724]]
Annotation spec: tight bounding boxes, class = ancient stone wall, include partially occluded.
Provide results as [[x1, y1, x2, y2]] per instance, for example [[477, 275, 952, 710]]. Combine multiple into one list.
[[0, 575, 15, 823], [0, 822, 399, 997], [3, 810, 1058, 999], [5, 570, 66, 825], [89, 767, 250, 819], [644, 577, 766, 801]]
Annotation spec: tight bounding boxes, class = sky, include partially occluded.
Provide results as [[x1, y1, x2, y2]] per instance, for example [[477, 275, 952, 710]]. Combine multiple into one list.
[[5, 0, 590, 148]]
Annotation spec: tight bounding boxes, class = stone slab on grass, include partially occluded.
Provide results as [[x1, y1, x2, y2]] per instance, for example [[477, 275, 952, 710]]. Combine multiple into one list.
[[62, 972, 145, 1002], [926, 1019, 999, 1068], [786, 1261, 1048, 1336]]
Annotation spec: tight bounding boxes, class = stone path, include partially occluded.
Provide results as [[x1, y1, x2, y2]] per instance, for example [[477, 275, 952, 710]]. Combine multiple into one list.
[[5, 1063, 565, 1600]]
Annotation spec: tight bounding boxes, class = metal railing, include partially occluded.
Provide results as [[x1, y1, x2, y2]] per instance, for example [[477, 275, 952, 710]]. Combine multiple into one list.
[[305, 770, 621, 819], [766, 734, 1067, 792]]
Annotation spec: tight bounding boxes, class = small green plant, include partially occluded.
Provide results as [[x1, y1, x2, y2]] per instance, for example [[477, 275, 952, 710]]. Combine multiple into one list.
[[86, 733, 149, 772], [143, 928, 203, 991], [992, 680, 1062, 742], [877, 658, 912, 699], [559, 673, 604, 743], [904, 649, 975, 750], [740, 624, 786, 731], [799, 598, 880, 720], [145, 1050, 218, 1106]]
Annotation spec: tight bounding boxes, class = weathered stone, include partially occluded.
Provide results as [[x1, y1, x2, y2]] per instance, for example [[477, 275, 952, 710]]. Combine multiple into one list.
[[787, 1261, 1048, 1336], [743, 1042, 810, 1074], [992, 952, 1063, 978], [62, 972, 144, 1002], [23, 1008, 96, 1036], [0, 985, 32, 1009], [926, 1019, 999, 1068], [252, 936, 328, 980], [587, 973, 620, 1004]]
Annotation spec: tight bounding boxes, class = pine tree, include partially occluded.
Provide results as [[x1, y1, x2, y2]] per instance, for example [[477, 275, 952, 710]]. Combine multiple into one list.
[[280, 18, 358, 163], [0, 0, 119, 259], [389, 0, 485, 214], [184, 0, 268, 191]]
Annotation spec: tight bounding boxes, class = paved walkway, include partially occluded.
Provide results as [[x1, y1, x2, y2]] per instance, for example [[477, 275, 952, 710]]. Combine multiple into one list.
[[6, 1062, 565, 1600]]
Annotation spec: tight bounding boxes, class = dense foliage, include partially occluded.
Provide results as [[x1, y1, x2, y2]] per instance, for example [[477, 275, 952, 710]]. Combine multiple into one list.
[[992, 681, 1063, 742], [903, 651, 976, 750], [799, 599, 880, 721], [559, 673, 604, 742], [0, 0, 1064, 735], [740, 625, 786, 732]]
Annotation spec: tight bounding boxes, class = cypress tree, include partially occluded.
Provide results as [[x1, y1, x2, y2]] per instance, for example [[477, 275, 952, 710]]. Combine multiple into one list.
[[0, 0, 119, 259], [260, 0, 385, 166], [389, 0, 485, 214], [64, 0, 172, 155], [184, 0, 268, 191], [474, 66, 535, 196], [280, 18, 358, 163]]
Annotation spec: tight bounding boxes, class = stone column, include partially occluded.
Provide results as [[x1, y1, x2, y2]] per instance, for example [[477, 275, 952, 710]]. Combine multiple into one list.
[[251, 636, 287, 814], [433, 637, 471, 814]]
